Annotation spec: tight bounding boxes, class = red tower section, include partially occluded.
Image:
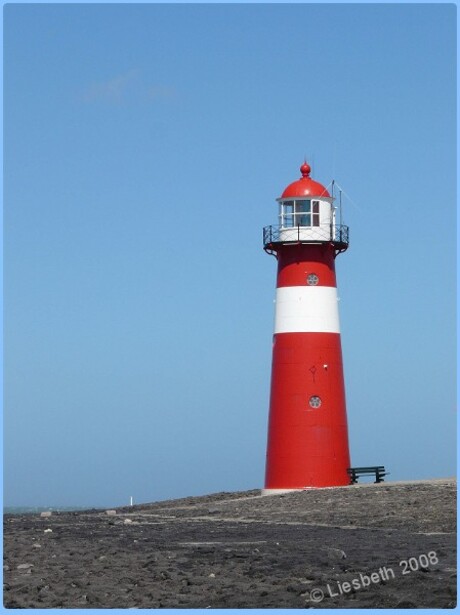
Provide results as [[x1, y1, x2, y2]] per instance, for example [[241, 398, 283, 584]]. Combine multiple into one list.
[[263, 162, 351, 492]]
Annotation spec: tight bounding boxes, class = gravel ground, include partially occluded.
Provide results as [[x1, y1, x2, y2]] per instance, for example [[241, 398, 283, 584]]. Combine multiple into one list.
[[4, 478, 456, 609]]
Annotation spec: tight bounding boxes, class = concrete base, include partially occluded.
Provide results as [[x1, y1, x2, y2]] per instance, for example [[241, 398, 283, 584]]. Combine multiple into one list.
[[261, 488, 314, 496], [261, 484, 354, 495]]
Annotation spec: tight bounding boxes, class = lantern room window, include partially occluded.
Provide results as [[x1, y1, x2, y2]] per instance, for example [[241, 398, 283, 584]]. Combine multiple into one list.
[[280, 200, 320, 228]]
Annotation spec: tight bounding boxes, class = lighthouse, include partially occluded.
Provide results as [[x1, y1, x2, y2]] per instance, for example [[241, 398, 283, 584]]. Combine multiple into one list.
[[263, 161, 351, 493]]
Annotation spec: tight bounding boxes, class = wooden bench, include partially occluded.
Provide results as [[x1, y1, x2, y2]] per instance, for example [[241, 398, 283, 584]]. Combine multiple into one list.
[[347, 466, 388, 484]]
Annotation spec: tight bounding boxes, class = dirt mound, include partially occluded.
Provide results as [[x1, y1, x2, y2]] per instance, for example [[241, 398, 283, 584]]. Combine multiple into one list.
[[4, 479, 456, 608]]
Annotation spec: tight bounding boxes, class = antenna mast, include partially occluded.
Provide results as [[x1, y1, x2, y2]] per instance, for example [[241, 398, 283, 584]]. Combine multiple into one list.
[[339, 188, 343, 227]]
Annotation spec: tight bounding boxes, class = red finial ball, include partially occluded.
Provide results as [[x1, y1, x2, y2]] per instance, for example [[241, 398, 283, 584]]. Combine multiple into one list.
[[300, 162, 311, 177]]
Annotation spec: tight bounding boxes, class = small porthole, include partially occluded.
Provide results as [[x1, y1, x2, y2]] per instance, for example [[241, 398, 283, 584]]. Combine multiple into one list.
[[307, 273, 319, 286], [309, 395, 322, 409]]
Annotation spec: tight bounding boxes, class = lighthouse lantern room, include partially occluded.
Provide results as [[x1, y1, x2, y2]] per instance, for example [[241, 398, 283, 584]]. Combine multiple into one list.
[[263, 162, 351, 493]]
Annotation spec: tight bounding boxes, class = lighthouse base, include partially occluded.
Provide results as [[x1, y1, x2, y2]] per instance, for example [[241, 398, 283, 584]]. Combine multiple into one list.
[[261, 484, 351, 496], [261, 487, 317, 496]]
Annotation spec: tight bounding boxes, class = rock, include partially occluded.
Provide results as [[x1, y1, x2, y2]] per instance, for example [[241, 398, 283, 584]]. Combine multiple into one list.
[[44, 529, 53, 533], [208, 573, 216, 578], [325, 547, 347, 560], [32, 543, 42, 549], [17, 563, 34, 571], [40, 511, 52, 518], [105, 510, 117, 516], [123, 518, 133, 524]]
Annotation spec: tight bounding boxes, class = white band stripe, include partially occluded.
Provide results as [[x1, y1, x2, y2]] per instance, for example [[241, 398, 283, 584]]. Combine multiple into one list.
[[274, 286, 340, 334]]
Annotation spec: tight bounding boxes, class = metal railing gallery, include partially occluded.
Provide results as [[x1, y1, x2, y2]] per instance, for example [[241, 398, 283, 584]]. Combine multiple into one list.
[[263, 224, 349, 248]]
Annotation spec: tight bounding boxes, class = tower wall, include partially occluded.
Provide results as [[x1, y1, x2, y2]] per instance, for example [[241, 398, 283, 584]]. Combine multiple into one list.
[[264, 242, 351, 489]]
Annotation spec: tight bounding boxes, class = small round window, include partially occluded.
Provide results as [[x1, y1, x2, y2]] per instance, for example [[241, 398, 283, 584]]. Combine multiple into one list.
[[307, 273, 319, 286], [309, 395, 322, 409]]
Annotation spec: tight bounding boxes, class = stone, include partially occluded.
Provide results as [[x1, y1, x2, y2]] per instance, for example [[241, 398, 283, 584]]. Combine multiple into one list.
[[17, 563, 34, 571], [105, 510, 117, 516], [40, 511, 52, 518], [325, 547, 347, 560]]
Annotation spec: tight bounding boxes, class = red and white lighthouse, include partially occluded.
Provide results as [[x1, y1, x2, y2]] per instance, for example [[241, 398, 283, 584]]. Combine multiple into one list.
[[263, 161, 351, 493]]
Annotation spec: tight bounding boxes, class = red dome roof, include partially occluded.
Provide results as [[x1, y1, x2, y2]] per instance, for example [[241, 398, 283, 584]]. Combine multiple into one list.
[[280, 162, 331, 198]]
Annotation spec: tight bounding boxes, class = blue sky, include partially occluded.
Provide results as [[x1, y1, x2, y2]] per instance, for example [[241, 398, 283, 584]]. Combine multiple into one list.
[[4, 3, 456, 507]]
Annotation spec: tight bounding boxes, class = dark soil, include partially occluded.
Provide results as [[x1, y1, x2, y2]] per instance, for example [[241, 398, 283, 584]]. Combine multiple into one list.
[[4, 479, 456, 609]]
